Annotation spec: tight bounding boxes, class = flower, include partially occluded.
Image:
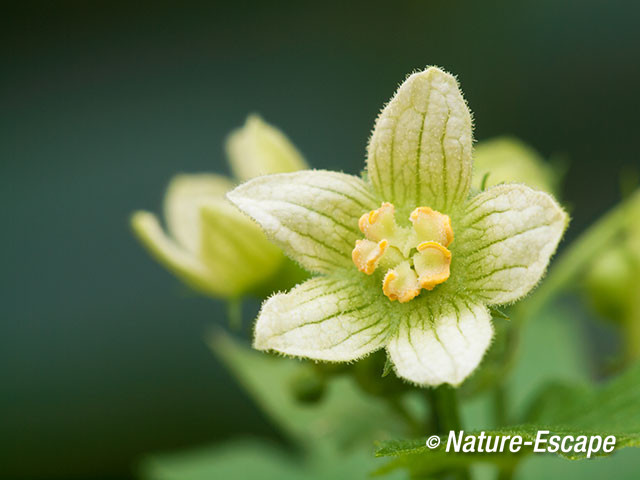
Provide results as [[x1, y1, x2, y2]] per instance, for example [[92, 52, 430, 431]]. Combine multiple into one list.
[[228, 67, 568, 386], [131, 115, 307, 298]]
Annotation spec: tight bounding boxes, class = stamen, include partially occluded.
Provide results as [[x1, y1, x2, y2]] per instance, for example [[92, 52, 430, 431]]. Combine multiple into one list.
[[352, 239, 388, 275], [383, 261, 421, 303], [353, 202, 454, 301], [414, 241, 452, 290], [410, 207, 454, 247], [358, 202, 397, 242]]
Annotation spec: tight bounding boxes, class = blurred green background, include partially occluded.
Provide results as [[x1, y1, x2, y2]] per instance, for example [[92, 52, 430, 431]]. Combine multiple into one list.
[[2, 1, 639, 478]]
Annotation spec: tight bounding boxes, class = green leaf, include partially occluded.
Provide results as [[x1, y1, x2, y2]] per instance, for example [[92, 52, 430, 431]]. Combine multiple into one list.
[[208, 331, 404, 449], [507, 304, 589, 420], [517, 447, 640, 480], [140, 440, 306, 480], [140, 439, 405, 480], [376, 362, 640, 476], [525, 363, 640, 440]]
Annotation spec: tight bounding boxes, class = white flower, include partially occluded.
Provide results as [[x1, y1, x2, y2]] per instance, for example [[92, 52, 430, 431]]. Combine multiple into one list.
[[132, 115, 307, 298], [228, 67, 568, 386]]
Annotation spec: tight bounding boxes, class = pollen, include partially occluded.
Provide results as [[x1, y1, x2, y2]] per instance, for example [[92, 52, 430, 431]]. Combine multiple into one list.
[[414, 241, 452, 290], [410, 207, 454, 247], [352, 202, 453, 302], [358, 202, 397, 242], [352, 239, 389, 274], [383, 261, 421, 303]]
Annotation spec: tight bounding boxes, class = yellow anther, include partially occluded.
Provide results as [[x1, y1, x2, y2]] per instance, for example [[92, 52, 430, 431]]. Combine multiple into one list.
[[410, 207, 454, 247], [353, 203, 454, 301], [352, 239, 388, 275], [358, 202, 397, 241], [382, 261, 421, 303], [414, 241, 452, 290]]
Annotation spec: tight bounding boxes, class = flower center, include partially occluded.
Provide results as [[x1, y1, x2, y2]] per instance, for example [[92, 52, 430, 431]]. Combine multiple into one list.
[[352, 203, 453, 303]]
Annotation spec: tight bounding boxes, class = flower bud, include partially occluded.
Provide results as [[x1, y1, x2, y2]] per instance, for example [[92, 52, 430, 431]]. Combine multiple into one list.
[[289, 365, 326, 404], [473, 137, 558, 195], [585, 247, 637, 323], [585, 192, 640, 324]]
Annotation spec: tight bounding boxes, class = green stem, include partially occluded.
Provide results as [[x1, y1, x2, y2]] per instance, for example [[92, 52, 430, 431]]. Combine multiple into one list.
[[428, 386, 470, 480], [515, 189, 640, 323], [431, 386, 463, 432]]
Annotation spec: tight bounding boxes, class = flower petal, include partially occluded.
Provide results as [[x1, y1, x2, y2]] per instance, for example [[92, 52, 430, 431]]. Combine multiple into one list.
[[367, 67, 473, 212], [226, 115, 308, 182], [199, 199, 284, 292], [227, 170, 379, 274], [164, 173, 234, 254], [131, 211, 237, 297], [458, 184, 568, 304], [386, 299, 493, 386], [254, 274, 390, 361]]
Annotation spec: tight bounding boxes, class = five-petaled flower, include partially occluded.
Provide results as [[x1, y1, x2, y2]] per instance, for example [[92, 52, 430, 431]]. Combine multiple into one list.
[[228, 67, 568, 386]]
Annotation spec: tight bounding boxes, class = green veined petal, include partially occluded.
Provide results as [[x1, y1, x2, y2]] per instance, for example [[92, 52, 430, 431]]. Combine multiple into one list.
[[199, 199, 284, 292], [458, 184, 568, 305], [131, 211, 237, 297], [367, 67, 473, 212], [386, 299, 493, 386], [163, 173, 234, 254], [226, 115, 308, 182], [254, 274, 390, 361], [227, 170, 379, 274]]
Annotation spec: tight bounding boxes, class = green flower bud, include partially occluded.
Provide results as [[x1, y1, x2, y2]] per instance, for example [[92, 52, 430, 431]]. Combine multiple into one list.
[[473, 137, 558, 195], [289, 365, 326, 404], [585, 191, 640, 324], [586, 247, 637, 323], [226, 115, 307, 182]]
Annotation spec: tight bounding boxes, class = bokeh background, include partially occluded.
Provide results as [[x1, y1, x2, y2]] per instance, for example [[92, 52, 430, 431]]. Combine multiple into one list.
[[2, 1, 639, 478]]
